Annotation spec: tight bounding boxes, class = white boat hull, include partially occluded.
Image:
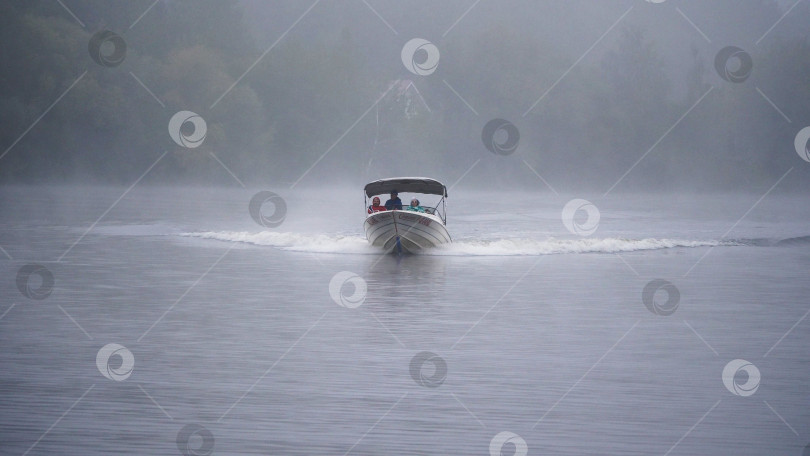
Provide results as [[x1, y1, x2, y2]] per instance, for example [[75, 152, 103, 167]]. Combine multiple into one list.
[[364, 210, 451, 253]]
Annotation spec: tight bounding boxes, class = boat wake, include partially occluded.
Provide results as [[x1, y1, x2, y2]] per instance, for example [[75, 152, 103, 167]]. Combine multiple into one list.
[[435, 237, 740, 256], [182, 231, 375, 254], [180, 231, 744, 256]]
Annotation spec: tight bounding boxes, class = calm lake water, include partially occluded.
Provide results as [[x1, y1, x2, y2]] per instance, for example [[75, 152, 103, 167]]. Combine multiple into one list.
[[1, 185, 809, 455]]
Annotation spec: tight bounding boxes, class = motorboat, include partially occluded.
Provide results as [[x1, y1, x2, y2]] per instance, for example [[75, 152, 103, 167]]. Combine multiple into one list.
[[363, 177, 451, 253]]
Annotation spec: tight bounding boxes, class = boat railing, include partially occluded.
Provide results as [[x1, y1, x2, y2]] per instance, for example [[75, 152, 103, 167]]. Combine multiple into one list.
[[366, 206, 446, 224]]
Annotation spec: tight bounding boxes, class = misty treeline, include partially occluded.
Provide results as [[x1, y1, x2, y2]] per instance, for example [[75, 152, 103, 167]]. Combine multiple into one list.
[[1, 0, 807, 191]]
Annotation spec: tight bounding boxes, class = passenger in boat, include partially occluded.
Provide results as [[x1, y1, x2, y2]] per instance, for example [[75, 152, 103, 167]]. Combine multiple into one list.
[[406, 198, 426, 213], [368, 196, 386, 213], [384, 191, 403, 210]]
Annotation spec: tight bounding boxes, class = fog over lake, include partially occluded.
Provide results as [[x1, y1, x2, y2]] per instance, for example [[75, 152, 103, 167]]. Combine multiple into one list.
[[1, 1, 809, 455]]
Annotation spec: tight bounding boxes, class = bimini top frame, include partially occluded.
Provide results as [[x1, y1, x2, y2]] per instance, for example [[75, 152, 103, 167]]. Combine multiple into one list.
[[364, 177, 447, 198], [363, 177, 448, 224]]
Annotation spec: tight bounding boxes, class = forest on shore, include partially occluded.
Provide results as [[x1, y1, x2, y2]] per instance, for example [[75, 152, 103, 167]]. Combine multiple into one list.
[[1, 0, 808, 191]]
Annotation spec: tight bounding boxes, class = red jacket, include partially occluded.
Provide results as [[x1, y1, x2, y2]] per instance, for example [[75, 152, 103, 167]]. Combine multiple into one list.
[[368, 205, 386, 214]]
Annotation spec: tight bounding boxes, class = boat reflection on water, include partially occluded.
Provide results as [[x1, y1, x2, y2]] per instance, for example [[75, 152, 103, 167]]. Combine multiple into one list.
[[355, 253, 450, 345]]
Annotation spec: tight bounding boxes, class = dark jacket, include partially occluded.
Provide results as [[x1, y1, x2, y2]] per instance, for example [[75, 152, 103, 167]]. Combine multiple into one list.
[[385, 197, 403, 210]]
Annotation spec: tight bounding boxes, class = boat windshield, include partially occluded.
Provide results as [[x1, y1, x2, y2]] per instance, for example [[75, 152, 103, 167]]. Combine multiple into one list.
[[365, 194, 448, 224]]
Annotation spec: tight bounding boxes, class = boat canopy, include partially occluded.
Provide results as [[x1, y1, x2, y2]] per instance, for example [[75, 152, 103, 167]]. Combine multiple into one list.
[[364, 177, 447, 198]]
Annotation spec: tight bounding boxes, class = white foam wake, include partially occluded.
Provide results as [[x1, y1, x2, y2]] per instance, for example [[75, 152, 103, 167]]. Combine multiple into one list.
[[434, 237, 733, 256], [181, 231, 737, 256], [182, 231, 375, 254]]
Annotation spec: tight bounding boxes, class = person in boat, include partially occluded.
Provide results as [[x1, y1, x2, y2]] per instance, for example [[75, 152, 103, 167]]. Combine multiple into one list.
[[384, 190, 403, 210], [368, 196, 386, 213], [406, 198, 426, 213]]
